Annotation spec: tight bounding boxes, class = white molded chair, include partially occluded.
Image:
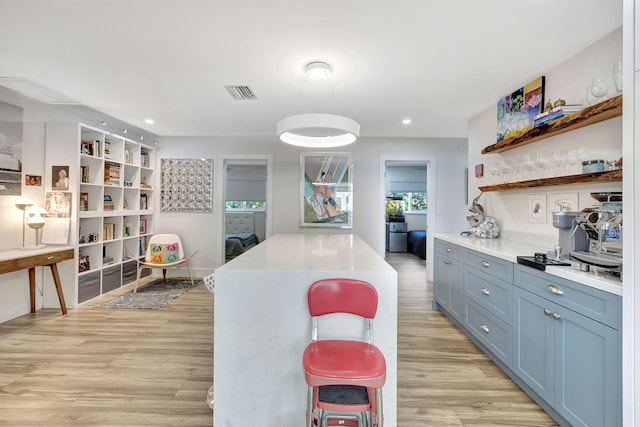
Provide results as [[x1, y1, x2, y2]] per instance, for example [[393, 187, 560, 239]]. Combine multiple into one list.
[[134, 233, 198, 293]]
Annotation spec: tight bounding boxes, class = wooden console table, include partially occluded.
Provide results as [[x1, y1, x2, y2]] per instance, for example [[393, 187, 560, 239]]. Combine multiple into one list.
[[0, 246, 74, 315]]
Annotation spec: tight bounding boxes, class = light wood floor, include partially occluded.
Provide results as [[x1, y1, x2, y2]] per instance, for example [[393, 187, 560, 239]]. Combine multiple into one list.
[[0, 254, 557, 426]]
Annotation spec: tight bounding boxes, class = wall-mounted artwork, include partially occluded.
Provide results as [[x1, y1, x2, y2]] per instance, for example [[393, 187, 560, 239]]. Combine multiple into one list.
[[52, 165, 69, 190], [301, 152, 352, 228], [496, 76, 545, 142], [0, 100, 24, 196], [160, 158, 213, 212], [528, 194, 547, 224]]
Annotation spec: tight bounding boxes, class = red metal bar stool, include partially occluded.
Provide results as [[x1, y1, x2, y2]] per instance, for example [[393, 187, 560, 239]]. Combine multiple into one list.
[[302, 278, 386, 427]]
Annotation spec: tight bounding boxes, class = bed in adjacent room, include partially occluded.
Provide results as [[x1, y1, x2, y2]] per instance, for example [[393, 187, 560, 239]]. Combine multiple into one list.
[[225, 212, 260, 260], [407, 230, 427, 260]]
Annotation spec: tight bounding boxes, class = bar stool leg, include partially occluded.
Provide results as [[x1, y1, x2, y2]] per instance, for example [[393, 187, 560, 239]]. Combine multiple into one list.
[[375, 388, 383, 427], [306, 385, 315, 427]]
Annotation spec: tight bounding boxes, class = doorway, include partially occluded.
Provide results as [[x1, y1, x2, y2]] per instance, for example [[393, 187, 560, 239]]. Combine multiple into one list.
[[220, 156, 273, 265]]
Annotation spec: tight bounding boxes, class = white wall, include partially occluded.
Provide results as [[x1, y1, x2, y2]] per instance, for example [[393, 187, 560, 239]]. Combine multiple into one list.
[[468, 28, 623, 249], [156, 135, 468, 276]]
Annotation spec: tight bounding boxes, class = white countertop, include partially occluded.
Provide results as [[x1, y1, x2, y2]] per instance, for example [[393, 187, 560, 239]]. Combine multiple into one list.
[[434, 233, 622, 296], [218, 233, 396, 273]]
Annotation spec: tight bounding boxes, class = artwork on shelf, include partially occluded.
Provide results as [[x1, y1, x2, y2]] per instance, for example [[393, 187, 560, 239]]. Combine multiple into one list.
[[496, 76, 545, 142], [79, 192, 89, 211], [139, 219, 147, 235], [548, 192, 579, 222], [78, 255, 91, 272], [160, 158, 213, 212], [52, 165, 70, 190], [44, 191, 72, 218], [528, 194, 547, 224], [300, 152, 353, 228]]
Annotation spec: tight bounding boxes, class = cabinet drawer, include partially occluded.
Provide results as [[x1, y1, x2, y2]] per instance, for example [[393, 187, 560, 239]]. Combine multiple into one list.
[[465, 250, 513, 283], [515, 265, 621, 329], [434, 239, 465, 261], [465, 267, 513, 324], [465, 300, 513, 367]]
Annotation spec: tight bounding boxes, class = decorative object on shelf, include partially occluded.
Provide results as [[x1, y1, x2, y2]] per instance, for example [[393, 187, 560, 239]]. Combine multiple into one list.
[[496, 76, 545, 142], [300, 152, 352, 228], [588, 76, 609, 104], [139, 219, 147, 235], [277, 61, 360, 148], [482, 95, 622, 154], [26, 206, 47, 249], [528, 194, 547, 224], [78, 255, 90, 272], [14, 197, 33, 248], [465, 192, 500, 238], [613, 61, 623, 92], [160, 158, 213, 212]]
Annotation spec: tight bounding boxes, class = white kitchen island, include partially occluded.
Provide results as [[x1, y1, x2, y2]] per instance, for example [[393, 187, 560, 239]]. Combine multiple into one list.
[[214, 234, 398, 426]]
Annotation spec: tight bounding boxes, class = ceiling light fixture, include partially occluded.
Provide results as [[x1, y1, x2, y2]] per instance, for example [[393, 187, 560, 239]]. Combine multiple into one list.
[[277, 61, 359, 148], [144, 119, 154, 124], [402, 118, 412, 125]]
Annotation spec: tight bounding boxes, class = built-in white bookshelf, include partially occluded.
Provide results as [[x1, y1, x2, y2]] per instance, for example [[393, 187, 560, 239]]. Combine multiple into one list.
[[45, 122, 155, 304]]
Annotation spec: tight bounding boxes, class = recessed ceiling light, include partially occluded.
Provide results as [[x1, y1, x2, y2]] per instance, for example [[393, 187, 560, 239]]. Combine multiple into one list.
[[305, 62, 332, 81], [144, 118, 154, 124], [402, 118, 412, 125]]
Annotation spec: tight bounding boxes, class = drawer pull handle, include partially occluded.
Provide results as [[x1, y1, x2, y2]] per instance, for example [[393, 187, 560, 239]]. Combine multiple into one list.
[[552, 313, 561, 321], [546, 285, 564, 295], [479, 324, 490, 333], [481, 260, 490, 268], [446, 247, 452, 252], [443, 259, 451, 265], [543, 308, 552, 316], [47, 256, 55, 260], [480, 288, 490, 295]]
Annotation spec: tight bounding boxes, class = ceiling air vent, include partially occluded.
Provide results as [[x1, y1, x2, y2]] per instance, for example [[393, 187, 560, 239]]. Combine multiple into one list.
[[225, 85, 258, 100]]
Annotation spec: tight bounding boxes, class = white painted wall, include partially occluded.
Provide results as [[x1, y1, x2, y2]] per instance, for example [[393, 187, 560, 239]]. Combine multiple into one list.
[[156, 135, 468, 277], [468, 27, 623, 249]]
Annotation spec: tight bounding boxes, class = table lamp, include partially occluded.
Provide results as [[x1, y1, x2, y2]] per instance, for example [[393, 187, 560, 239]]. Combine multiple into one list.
[[26, 206, 47, 249], [14, 197, 34, 249]]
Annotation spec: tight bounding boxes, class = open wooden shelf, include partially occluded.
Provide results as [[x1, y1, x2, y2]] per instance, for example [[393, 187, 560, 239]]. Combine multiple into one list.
[[478, 169, 622, 192], [482, 95, 622, 154]]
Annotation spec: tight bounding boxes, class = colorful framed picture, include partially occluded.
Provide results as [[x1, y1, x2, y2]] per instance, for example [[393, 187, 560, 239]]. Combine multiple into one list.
[[528, 194, 547, 224], [497, 76, 545, 142], [78, 255, 91, 272], [300, 152, 353, 228], [25, 175, 42, 186]]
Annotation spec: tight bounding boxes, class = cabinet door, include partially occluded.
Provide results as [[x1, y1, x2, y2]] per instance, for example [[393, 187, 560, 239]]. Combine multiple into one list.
[[513, 288, 555, 404], [434, 252, 463, 322], [554, 307, 620, 427]]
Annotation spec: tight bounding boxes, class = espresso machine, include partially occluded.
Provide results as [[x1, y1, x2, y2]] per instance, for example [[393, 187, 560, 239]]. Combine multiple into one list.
[[569, 192, 623, 275]]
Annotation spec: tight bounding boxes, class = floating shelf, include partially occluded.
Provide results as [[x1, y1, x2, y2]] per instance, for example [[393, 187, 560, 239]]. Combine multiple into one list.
[[478, 169, 622, 192], [482, 95, 622, 154]]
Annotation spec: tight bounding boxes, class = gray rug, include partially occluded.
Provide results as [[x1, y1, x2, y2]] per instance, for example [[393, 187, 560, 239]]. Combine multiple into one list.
[[96, 278, 201, 309]]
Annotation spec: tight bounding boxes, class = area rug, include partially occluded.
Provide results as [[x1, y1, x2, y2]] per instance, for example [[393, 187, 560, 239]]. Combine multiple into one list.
[[96, 278, 201, 309]]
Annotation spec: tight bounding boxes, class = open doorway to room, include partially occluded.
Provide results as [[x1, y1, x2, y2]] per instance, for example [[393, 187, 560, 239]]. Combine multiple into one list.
[[221, 157, 272, 264], [384, 161, 429, 261]]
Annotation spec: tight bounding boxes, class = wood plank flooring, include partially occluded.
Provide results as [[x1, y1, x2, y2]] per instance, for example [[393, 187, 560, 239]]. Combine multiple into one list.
[[0, 254, 557, 426]]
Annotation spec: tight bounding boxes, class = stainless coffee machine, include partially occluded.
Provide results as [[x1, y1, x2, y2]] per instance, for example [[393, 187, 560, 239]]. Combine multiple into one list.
[[569, 192, 623, 275]]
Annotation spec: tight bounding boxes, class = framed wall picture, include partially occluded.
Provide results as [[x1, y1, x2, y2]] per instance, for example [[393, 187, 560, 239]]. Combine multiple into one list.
[[528, 194, 547, 224], [300, 152, 352, 228], [52, 165, 70, 190]]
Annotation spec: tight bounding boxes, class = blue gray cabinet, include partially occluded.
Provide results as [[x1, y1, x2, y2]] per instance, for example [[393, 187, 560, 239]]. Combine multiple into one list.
[[432, 238, 621, 427], [434, 241, 464, 322], [514, 266, 621, 427]]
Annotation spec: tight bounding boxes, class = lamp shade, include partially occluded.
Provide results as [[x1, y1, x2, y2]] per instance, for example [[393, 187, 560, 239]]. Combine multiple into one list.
[[15, 197, 34, 211], [277, 113, 360, 148]]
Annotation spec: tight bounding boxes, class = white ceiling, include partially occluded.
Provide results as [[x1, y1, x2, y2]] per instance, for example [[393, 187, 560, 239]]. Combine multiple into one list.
[[0, 0, 623, 139]]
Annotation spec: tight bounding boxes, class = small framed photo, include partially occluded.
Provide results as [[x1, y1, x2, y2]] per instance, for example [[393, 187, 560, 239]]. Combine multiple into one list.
[[25, 175, 42, 186], [528, 194, 547, 224], [52, 165, 70, 190], [78, 255, 91, 272], [474, 164, 484, 178], [139, 219, 147, 235]]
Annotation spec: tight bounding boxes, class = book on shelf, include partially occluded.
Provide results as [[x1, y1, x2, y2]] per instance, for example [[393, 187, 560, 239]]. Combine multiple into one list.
[[104, 139, 111, 159], [102, 223, 115, 240], [103, 194, 115, 211], [534, 110, 564, 126], [80, 165, 90, 183], [79, 192, 89, 211], [81, 139, 101, 157], [103, 256, 114, 265], [140, 193, 148, 210], [141, 150, 150, 168], [124, 149, 132, 164], [104, 161, 121, 186]]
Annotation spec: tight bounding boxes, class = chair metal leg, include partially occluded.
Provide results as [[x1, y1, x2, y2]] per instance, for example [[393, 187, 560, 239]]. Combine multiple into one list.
[[306, 385, 315, 427], [375, 388, 383, 427]]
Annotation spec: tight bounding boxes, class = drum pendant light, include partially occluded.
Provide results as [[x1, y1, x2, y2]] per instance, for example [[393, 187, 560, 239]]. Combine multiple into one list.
[[277, 62, 359, 148]]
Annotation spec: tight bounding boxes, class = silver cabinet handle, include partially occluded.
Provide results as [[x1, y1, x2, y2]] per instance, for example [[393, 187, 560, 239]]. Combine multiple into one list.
[[543, 308, 552, 316], [481, 260, 490, 268], [443, 259, 451, 265], [480, 288, 490, 295], [546, 285, 564, 295], [479, 324, 490, 333], [552, 313, 561, 320], [446, 247, 452, 252]]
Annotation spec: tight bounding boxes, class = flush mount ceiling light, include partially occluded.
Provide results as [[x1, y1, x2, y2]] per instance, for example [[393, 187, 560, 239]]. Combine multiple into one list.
[[277, 61, 359, 148]]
